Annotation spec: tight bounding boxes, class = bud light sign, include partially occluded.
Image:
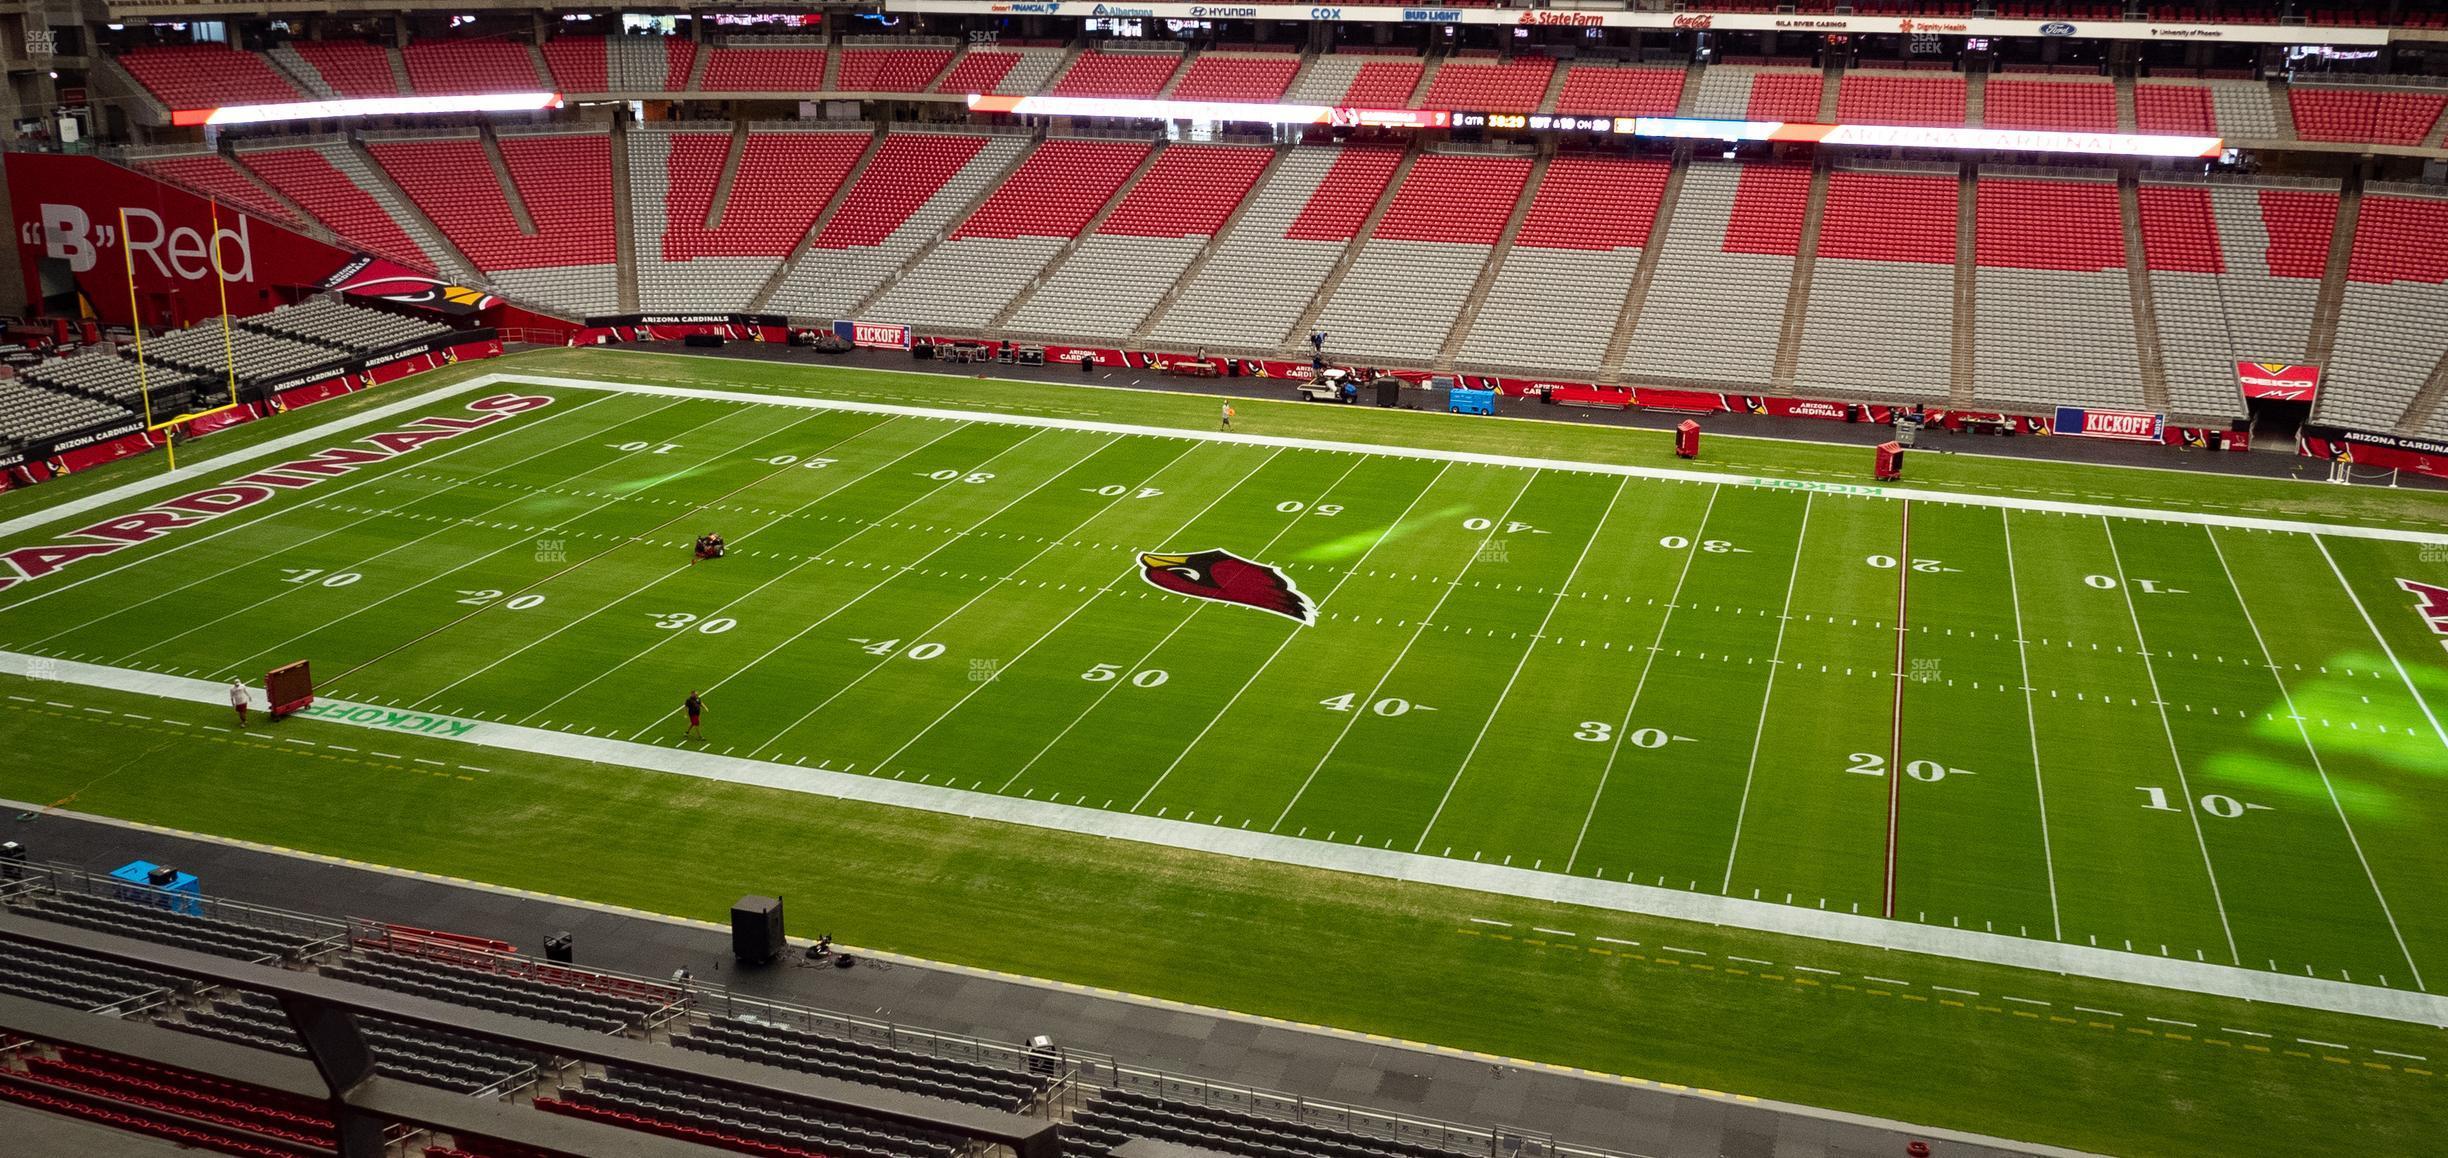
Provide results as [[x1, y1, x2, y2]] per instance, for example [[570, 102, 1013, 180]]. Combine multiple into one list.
[[2054, 406, 2164, 442], [836, 320, 912, 351]]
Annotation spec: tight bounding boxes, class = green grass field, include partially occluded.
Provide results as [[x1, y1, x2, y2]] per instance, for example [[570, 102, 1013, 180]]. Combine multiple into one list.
[[5, 348, 2448, 1155]]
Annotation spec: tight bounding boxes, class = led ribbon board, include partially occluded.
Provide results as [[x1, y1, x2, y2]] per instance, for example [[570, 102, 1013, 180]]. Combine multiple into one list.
[[965, 93, 1447, 127], [962, 95, 2221, 159], [171, 92, 565, 128]]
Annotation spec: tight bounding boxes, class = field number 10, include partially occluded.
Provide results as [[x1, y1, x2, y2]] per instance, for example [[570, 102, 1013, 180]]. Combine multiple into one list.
[[2137, 787, 2267, 818]]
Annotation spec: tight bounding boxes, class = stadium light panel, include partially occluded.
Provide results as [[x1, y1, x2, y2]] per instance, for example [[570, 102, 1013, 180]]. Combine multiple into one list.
[[171, 92, 565, 127]]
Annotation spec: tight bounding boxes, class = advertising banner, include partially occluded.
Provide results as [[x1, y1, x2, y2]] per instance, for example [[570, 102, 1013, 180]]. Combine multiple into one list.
[[889, 0, 2393, 44], [2235, 360, 2322, 402], [836, 320, 914, 351], [7, 152, 366, 329], [2053, 406, 2166, 441], [2298, 425, 2448, 479], [323, 254, 494, 316]]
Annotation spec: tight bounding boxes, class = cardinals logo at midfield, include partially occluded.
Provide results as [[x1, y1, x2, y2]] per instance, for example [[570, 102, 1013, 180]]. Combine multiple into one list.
[[1138, 549, 1314, 625]]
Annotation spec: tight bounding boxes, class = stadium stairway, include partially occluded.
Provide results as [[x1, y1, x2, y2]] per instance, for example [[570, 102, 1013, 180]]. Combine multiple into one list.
[[1127, 146, 1289, 344], [747, 128, 889, 313], [838, 138, 1029, 321], [1283, 150, 1417, 357], [1965, 67, 1989, 126], [986, 142, 1170, 332], [2114, 71, 2139, 132], [1599, 146, 1690, 377], [478, 128, 539, 236], [2303, 167, 2366, 375], [2118, 170, 2174, 414], [1950, 161, 1979, 405], [1769, 157, 1834, 387], [1432, 150, 1548, 370], [612, 119, 640, 313], [2399, 350, 2448, 435]]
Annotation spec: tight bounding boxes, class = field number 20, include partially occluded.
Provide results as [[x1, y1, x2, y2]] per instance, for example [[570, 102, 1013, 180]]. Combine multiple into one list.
[[1847, 753, 1969, 781]]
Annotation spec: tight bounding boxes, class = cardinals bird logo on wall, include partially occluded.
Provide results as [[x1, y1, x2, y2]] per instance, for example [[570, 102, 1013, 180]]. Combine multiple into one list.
[[1138, 549, 1315, 625]]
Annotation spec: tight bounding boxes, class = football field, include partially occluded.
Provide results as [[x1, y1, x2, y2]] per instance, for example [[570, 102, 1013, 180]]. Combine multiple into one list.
[[7, 369, 2448, 1015]]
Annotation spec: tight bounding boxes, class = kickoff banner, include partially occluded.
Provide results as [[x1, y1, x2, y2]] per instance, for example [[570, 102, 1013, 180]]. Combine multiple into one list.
[[2053, 406, 2165, 441], [7, 152, 371, 329], [836, 320, 913, 351]]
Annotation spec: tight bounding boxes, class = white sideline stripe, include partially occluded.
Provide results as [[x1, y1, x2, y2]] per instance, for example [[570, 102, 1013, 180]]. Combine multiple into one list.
[[24, 648, 2448, 1028], [403, 374, 2448, 544]]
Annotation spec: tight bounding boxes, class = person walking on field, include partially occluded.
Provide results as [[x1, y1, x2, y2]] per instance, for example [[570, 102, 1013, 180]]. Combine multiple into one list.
[[1221, 402, 1235, 430], [229, 679, 250, 728], [684, 691, 705, 739]]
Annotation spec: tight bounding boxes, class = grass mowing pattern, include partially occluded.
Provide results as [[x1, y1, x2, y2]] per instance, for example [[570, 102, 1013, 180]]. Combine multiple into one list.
[[3, 352, 2446, 1155]]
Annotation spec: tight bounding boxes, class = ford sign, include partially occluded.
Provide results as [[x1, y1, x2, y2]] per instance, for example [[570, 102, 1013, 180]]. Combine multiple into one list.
[[2040, 21, 2077, 35]]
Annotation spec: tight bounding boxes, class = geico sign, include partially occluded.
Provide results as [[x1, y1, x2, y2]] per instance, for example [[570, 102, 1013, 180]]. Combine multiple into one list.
[[23, 202, 254, 281]]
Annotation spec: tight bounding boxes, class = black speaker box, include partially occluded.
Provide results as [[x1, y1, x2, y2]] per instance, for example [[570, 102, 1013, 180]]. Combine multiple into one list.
[[683, 333, 725, 348], [731, 895, 785, 966], [544, 931, 574, 964]]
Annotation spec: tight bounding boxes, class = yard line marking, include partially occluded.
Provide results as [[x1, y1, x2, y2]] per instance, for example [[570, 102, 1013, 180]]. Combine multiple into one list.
[[496, 371, 2448, 543], [1565, 485, 1722, 874], [407, 414, 913, 706], [1468, 918, 1513, 927], [1662, 946, 1705, 956], [1269, 468, 1542, 830], [994, 453, 1367, 794], [2074, 1006, 2122, 1017], [2209, 530, 2424, 991], [2103, 518, 2240, 966], [1720, 492, 1811, 891], [879, 445, 1284, 778], [1729, 955, 1773, 966], [2147, 1017, 2196, 1028], [10, 392, 626, 631], [1532, 928, 1577, 938], [2223, 1028, 2271, 1038], [2299, 1038, 2348, 1050], [2374, 1050, 2427, 1061], [2002, 996, 2049, 1006], [251, 405, 837, 687], [746, 437, 1215, 760], [1415, 475, 1627, 851], [1998, 511, 2065, 940], [610, 426, 1079, 737], [21, 650, 2448, 1029], [1863, 976, 1909, 987], [2311, 534, 2448, 763], [1594, 936, 1636, 946], [1933, 986, 1977, 996], [1793, 965, 1839, 975], [1129, 463, 1453, 812], [1881, 499, 1911, 920]]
